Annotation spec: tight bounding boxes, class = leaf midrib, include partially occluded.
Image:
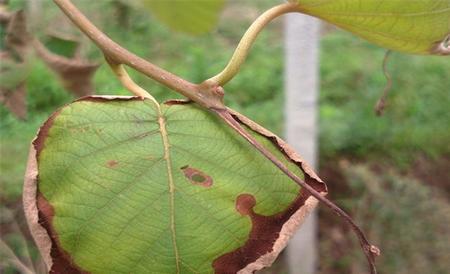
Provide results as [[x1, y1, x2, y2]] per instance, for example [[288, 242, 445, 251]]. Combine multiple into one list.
[[157, 105, 180, 274]]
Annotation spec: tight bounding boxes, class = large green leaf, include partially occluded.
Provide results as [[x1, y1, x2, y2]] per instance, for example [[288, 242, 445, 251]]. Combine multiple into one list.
[[293, 0, 450, 55], [140, 0, 226, 35], [24, 96, 325, 273]]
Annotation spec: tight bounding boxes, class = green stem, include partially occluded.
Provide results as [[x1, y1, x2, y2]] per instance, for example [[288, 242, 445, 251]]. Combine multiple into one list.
[[205, 2, 299, 86], [105, 56, 158, 105]]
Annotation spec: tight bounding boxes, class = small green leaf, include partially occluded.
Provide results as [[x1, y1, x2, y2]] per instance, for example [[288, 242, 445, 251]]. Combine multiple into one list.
[[294, 0, 450, 55], [25, 97, 325, 273], [140, 0, 226, 34]]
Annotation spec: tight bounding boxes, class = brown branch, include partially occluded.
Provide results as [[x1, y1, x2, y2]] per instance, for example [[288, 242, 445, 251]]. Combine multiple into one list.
[[213, 108, 380, 274], [53, 0, 225, 110]]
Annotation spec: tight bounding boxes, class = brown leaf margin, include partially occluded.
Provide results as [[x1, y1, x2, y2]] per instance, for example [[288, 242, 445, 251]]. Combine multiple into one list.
[[23, 96, 141, 273], [167, 100, 328, 273], [23, 144, 53, 270], [24, 96, 327, 273], [239, 197, 319, 274], [24, 107, 88, 273], [220, 108, 327, 273]]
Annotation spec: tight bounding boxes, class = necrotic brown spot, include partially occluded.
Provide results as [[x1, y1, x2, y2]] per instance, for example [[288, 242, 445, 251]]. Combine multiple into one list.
[[181, 166, 213, 187], [235, 194, 256, 216], [37, 193, 89, 273], [212, 179, 317, 274], [106, 160, 118, 168]]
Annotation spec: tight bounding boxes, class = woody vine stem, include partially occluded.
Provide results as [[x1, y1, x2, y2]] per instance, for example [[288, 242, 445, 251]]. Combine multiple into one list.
[[53, 0, 379, 273]]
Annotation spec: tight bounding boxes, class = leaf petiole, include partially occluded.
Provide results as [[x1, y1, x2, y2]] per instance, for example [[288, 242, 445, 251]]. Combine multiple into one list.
[[104, 56, 158, 106], [204, 2, 300, 86]]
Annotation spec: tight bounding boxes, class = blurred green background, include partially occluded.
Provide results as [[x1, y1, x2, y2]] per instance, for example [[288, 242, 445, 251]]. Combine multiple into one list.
[[1, 0, 449, 273]]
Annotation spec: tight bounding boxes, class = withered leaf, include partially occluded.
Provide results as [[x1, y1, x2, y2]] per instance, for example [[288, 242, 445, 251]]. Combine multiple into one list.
[[5, 10, 32, 60], [33, 39, 99, 97], [0, 81, 26, 119], [0, 10, 31, 119]]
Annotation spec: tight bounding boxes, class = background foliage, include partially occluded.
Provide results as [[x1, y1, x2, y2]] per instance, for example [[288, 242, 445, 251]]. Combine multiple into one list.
[[1, 0, 449, 273]]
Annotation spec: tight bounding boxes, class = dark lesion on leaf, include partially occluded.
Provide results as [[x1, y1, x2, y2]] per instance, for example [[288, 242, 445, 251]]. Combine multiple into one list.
[[33, 109, 62, 157], [32, 107, 89, 273], [180, 165, 213, 187], [213, 188, 312, 274], [235, 194, 256, 216], [211, 110, 327, 273], [36, 192, 88, 274], [106, 160, 119, 168]]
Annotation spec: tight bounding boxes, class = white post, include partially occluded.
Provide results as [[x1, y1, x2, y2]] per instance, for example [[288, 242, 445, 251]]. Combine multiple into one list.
[[284, 13, 320, 274]]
